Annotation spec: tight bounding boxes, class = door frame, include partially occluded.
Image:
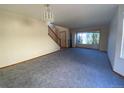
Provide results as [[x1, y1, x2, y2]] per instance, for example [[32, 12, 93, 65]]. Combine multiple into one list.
[[59, 31, 66, 48]]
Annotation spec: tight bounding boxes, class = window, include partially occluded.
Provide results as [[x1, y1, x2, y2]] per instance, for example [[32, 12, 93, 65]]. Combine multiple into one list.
[[120, 19, 124, 58], [76, 32, 100, 45]]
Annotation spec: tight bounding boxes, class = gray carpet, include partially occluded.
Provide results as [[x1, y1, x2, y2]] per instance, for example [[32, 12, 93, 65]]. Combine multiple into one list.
[[0, 48, 124, 88]]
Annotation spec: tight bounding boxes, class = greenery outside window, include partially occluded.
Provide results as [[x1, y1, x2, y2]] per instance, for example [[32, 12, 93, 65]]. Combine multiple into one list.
[[76, 32, 100, 45]]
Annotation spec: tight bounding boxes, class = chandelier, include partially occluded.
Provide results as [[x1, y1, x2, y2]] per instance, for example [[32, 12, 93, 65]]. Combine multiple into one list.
[[42, 4, 54, 24]]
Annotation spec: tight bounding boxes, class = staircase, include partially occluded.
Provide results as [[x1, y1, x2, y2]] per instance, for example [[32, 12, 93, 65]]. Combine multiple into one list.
[[48, 25, 61, 47]]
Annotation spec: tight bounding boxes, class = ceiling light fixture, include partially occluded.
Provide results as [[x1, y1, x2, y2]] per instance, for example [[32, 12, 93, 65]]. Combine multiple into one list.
[[42, 4, 54, 24]]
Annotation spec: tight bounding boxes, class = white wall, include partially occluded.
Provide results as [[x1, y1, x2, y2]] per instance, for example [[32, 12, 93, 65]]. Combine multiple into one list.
[[0, 9, 60, 68], [71, 26, 109, 51], [108, 9, 118, 67], [108, 5, 124, 76]]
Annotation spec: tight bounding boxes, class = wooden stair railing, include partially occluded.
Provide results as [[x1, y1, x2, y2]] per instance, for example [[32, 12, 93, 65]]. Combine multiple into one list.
[[48, 26, 61, 47]]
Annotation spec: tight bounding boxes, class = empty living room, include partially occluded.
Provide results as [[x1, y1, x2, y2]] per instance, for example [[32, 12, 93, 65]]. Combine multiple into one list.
[[0, 2, 124, 90]]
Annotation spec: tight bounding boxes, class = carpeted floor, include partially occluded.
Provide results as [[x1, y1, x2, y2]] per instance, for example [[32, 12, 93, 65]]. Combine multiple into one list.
[[0, 48, 124, 88]]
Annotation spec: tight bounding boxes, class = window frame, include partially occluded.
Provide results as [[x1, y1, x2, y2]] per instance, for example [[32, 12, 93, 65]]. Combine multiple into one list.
[[120, 18, 124, 59], [76, 31, 100, 45]]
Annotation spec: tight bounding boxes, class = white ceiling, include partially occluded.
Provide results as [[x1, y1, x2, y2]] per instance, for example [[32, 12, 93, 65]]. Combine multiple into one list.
[[0, 4, 118, 29]]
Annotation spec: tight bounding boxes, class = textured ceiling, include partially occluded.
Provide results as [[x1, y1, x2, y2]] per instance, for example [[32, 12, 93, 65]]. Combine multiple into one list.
[[0, 4, 118, 29]]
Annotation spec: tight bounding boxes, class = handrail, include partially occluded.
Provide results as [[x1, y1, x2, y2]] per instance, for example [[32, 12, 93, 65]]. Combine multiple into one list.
[[48, 26, 61, 40], [48, 25, 61, 47]]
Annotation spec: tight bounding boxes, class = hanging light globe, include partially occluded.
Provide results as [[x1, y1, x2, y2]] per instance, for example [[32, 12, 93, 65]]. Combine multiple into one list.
[[42, 4, 54, 24]]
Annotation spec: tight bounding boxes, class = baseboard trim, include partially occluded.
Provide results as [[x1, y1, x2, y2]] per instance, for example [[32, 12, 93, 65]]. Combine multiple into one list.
[[0, 50, 60, 69], [113, 70, 124, 78], [107, 55, 124, 78]]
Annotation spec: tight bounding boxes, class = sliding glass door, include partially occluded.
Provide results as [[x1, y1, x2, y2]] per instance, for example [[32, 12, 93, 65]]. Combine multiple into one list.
[[76, 31, 100, 49]]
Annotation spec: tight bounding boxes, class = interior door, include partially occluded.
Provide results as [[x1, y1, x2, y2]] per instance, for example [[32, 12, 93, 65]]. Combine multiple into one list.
[[59, 31, 66, 48]]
